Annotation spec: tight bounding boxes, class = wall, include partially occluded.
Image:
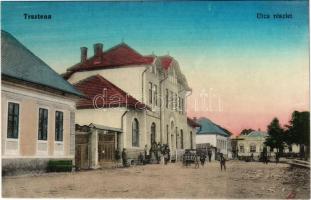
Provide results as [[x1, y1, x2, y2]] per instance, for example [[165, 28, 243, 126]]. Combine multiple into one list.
[[1, 82, 76, 159], [68, 66, 146, 102]]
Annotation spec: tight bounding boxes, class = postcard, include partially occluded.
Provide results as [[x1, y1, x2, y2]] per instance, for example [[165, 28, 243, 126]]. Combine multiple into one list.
[[1, 1, 310, 199]]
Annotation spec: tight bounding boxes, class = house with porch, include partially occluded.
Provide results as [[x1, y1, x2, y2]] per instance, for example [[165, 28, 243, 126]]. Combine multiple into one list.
[[63, 42, 197, 168], [1, 30, 83, 175]]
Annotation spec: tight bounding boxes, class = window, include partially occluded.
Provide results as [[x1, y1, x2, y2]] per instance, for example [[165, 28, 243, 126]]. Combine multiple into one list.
[[181, 98, 184, 114], [239, 144, 245, 153], [55, 111, 63, 141], [250, 144, 256, 153], [166, 124, 169, 144], [190, 131, 193, 149], [180, 129, 183, 149], [165, 89, 169, 108], [170, 91, 174, 109], [153, 84, 158, 106], [178, 97, 181, 112], [38, 108, 48, 140], [151, 123, 156, 145], [174, 93, 177, 110], [175, 127, 178, 148], [132, 119, 139, 147], [7, 102, 19, 139], [148, 82, 152, 104]]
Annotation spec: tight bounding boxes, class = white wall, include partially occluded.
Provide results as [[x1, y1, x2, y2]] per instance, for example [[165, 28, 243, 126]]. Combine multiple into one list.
[[68, 66, 146, 102], [196, 134, 216, 146]]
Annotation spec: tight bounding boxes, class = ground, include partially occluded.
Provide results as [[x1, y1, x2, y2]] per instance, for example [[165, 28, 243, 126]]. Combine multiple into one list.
[[2, 161, 310, 199]]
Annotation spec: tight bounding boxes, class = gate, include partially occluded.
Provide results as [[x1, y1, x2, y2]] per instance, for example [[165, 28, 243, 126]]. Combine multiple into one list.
[[98, 134, 115, 164], [75, 134, 90, 169]]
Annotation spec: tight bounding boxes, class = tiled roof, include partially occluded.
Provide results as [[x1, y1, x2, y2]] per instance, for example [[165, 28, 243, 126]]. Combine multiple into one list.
[[1, 30, 83, 97], [187, 117, 201, 128], [197, 117, 230, 137], [74, 75, 149, 110], [159, 56, 173, 70], [64, 43, 155, 79], [247, 131, 267, 138]]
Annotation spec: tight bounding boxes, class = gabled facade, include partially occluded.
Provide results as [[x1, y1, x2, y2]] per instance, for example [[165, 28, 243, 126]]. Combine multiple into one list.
[[64, 42, 195, 164], [1, 30, 83, 175]]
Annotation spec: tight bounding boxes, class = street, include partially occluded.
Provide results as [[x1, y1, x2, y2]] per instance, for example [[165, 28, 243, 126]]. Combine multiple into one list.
[[2, 161, 310, 199]]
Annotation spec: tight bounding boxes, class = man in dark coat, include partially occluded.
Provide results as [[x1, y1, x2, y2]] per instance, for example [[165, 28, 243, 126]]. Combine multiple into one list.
[[122, 148, 128, 167]]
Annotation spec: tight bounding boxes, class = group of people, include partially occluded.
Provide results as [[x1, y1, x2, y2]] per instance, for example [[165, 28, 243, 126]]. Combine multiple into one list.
[[114, 143, 172, 168], [116, 146, 226, 171], [183, 151, 226, 171]]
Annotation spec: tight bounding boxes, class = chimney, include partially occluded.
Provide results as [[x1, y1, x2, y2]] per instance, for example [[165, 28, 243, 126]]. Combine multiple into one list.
[[80, 47, 87, 63], [94, 43, 103, 57]]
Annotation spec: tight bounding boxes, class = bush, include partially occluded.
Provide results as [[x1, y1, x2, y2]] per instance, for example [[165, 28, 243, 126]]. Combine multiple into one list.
[[47, 160, 73, 172]]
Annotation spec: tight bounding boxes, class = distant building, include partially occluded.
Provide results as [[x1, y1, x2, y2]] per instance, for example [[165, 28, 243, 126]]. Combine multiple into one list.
[[63, 42, 196, 168], [236, 130, 300, 160], [236, 131, 268, 159], [195, 117, 231, 160], [1, 31, 83, 175]]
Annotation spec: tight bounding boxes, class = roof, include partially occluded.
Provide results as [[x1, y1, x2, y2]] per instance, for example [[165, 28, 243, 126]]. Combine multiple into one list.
[[196, 117, 230, 137], [187, 117, 201, 128], [246, 131, 268, 138], [89, 123, 122, 133], [1, 30, 83, 97], [63, 43, 155, 79], [74, 74, 150, 110], [159, 56, 173, 70]]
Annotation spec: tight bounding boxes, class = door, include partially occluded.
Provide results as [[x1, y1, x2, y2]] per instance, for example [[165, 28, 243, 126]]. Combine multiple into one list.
[[75, 134, 90, 169], [98, 134, 115, 164]]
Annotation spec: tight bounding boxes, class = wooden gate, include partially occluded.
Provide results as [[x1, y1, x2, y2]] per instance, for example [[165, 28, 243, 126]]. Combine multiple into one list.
[[98, 134, 115, 164], [75, 134, 90, 169]]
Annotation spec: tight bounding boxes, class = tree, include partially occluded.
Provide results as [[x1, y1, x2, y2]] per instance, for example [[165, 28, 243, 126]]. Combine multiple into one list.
[[240, 128, 254, 136], [265, 118, 285, 153], [285, 111, 310, 159]]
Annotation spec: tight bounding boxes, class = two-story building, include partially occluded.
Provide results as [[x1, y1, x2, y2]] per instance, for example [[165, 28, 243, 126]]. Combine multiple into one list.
[[63, 42, 197, 168], [1, 30, 83, 175]]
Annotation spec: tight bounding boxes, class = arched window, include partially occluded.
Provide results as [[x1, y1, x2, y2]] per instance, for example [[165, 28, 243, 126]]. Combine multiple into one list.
[[180, 129, 184, 149], [151, 122, 156, 145], [132, 119, 139, 147], [175, 127, 178, 149]]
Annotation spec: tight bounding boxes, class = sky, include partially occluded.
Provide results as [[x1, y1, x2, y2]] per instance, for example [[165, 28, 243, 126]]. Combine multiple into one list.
[[1, 1, 309, 135]]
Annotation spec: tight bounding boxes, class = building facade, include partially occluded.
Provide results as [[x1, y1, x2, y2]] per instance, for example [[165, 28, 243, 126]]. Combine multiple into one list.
[[1, 31, 83, 175], [63, 42, 197, 167], [195, 117, 231, 160], [236, 131, 300, 160]]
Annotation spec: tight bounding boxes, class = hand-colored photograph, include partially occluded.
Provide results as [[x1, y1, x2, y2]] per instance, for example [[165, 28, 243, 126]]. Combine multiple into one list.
[[1, 1, 310, 199]]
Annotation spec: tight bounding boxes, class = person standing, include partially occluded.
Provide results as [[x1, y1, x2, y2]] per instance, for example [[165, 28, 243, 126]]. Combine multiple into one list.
[[194, 153, 200, 169], [114, 149, 121, 168], [208, 150, 212, 162], [200, 153, 206, 167], [220, 153, 226, 171], [122, 148, 128, 167]]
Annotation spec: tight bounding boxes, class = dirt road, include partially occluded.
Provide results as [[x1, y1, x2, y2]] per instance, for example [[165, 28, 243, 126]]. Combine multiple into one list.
[[2, 161, 310, 199]]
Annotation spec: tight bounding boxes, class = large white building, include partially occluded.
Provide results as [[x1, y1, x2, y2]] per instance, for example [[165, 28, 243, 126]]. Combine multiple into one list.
[[63, 43, 199, 168], [195, 117, 231, 160]]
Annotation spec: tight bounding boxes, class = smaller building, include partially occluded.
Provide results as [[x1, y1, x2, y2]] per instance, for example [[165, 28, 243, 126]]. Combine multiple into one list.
[[236, 131, 267, 159], [195, 117, 231, 160], [1, 30, 83, 175], [236, 130, 300, 160]]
